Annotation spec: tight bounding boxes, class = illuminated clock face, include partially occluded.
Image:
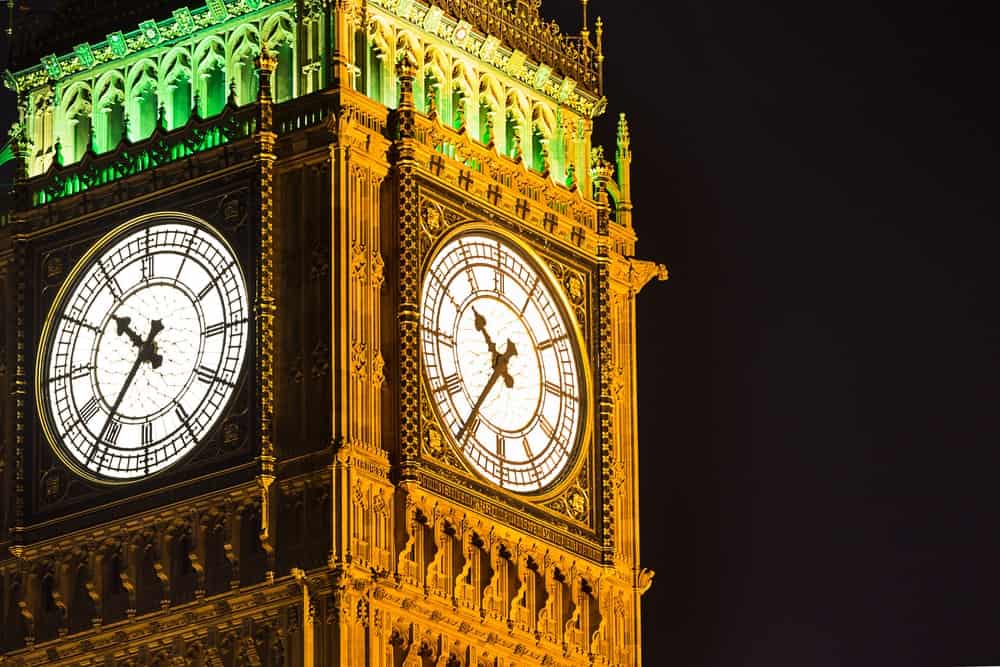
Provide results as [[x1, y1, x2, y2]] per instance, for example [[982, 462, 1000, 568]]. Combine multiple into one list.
[[420, 232, 585, 493], [37, 214, 249, 483]]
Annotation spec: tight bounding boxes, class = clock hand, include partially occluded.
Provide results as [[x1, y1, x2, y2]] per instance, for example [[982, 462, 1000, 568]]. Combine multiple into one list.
[[456, 339, 517, 442], [86, 320, 165, 465], [112, 315, 144, 348], [472, 306, 498, 356]]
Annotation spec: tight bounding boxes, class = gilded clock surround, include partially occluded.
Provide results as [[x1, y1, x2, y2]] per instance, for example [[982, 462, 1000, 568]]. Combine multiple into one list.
[[0, 0, 665, 664], [417, 221, 594, 499], [34, 211, 251, 486]]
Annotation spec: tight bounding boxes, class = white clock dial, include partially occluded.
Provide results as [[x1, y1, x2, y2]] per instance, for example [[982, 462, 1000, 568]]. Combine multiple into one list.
[[37, 214, 249, 482], [420, 232, 586, 493]]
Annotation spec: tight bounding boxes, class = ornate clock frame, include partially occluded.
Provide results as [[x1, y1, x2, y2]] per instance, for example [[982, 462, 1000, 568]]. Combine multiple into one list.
[[13, 168, 263, 544]]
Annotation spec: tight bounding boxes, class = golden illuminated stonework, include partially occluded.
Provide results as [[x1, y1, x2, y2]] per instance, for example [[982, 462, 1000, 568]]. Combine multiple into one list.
[[0, 0, 666, 664]]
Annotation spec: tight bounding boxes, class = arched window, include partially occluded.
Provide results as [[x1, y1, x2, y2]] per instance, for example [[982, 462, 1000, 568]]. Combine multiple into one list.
[[128, 61, 159, 141], [370, 47, 387, 105], [423, 70, 441, 116], [33, 101, 54, 173], [235, 54, 259, 105], [230, 28, 261, 105], [200, 61, 226, 117], [505, 111, 519, 159], [132, 82, 158, 140], [163, 49, 192, 130], [169, 74, 192, 129], [479, 100, 493, 145], [195, 40, 227, 118], [451, 88, 464, 129], [367, 24, 392, 106], [354, 29, 369, 94], [61, 85, 92, 164], [263, 13, 296, 102], [94, 75, 125, 153], [531, 124, 546, 173], [274, 42, 294, 102]]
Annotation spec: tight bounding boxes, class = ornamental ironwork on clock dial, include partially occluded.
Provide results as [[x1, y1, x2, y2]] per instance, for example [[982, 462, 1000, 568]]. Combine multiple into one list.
[[36, 212, 250, 483], [420, 228, 588, 494]]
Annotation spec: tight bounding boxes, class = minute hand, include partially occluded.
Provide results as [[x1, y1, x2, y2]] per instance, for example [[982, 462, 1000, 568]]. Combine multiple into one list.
[[456, 339, 517, 443], [86, 319, 165, 465]]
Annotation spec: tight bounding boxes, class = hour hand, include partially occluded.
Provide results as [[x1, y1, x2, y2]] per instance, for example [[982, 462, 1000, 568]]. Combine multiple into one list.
[[472, 306, 497, 354], [112, 315, 143, 348], [140, 319, 165, 369]]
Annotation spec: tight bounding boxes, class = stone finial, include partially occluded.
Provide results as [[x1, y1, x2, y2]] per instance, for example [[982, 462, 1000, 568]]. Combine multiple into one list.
[[256, 46, 277, 102]]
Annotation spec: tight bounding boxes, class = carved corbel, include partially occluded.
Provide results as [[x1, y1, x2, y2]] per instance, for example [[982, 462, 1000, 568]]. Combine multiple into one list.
[[86, 545, 105, 629], [53, 559, 72, 635], [17, 566, 39, 646], [539, 561, 572, 647], [482, 540, 517, 624], [224, 505, 243, 590], [154, 528, 174, 610], [118, 538, 140, 619], [626, 258, 668, 293], [189, 515, 209, 599]]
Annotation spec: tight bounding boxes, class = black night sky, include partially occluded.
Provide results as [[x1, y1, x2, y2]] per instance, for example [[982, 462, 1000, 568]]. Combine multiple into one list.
[[3, 1, 999, 664], [547, 0, 998, 664]]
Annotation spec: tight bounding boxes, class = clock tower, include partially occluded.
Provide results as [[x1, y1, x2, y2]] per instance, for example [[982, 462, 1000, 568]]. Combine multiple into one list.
[[0, 0, 665, 665]]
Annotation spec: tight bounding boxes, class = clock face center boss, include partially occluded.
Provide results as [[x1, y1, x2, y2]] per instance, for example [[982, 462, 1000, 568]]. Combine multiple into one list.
[[420, 229, 588, 494], [36, 213, 250, 483]]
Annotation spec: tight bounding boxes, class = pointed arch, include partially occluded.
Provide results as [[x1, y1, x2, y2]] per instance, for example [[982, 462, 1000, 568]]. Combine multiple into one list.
[[126, 59, 159, 141], [93, 71, 126, 152], [228, 24, 261, 105], [530, 103, 556, 174], [194, 37, 227, 117], [504, 89, 529, 159], [421, 46, 448, 117], [60, 82, 92, 163], [263, 11, 296, 102], [161, 47, 193, 129], [365, 17, 394, 105], [450, 61, 475, 131], [477, 73, 503, 146]]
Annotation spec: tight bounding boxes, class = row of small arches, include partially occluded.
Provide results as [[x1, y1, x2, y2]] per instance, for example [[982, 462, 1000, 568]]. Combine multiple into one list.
[[34, 11, 295, 170], [354, 20, 588, 185]]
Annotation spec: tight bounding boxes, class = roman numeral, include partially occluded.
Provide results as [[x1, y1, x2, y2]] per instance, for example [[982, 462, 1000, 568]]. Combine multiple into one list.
[[520, 280, 538, 315], [433, 329, 455, 347], [198, 282, 215, 300], [436, 373, 462, 396], [537, 338, 561, 351], [175, 404, 197, 437], [465, 267, 479, 292], [204, 322, 226, 338], [461, 415, 479, 446], [98, 261, 122, 301], [545, 381, 574, 400], [79, 397, 101, 422], [494, 268, 504, 294], [496, 435, 506, 458], [196, 365, 216, 384], [522, 437, 534, 459], [61, 315, 100, 333], [539, 416, 556, 439], [104, 420, 121, 445], [142, 421, 153, 447], [49, 365, 92, 383], [141, 254, 155, 281]]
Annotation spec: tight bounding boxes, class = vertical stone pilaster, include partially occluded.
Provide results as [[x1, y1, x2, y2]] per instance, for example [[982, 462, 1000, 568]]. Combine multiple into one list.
[[394, 55, 421, 478], [255, 48, 279, 581], [12, 237, 28, 552], [594, 173, 615, 565]]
